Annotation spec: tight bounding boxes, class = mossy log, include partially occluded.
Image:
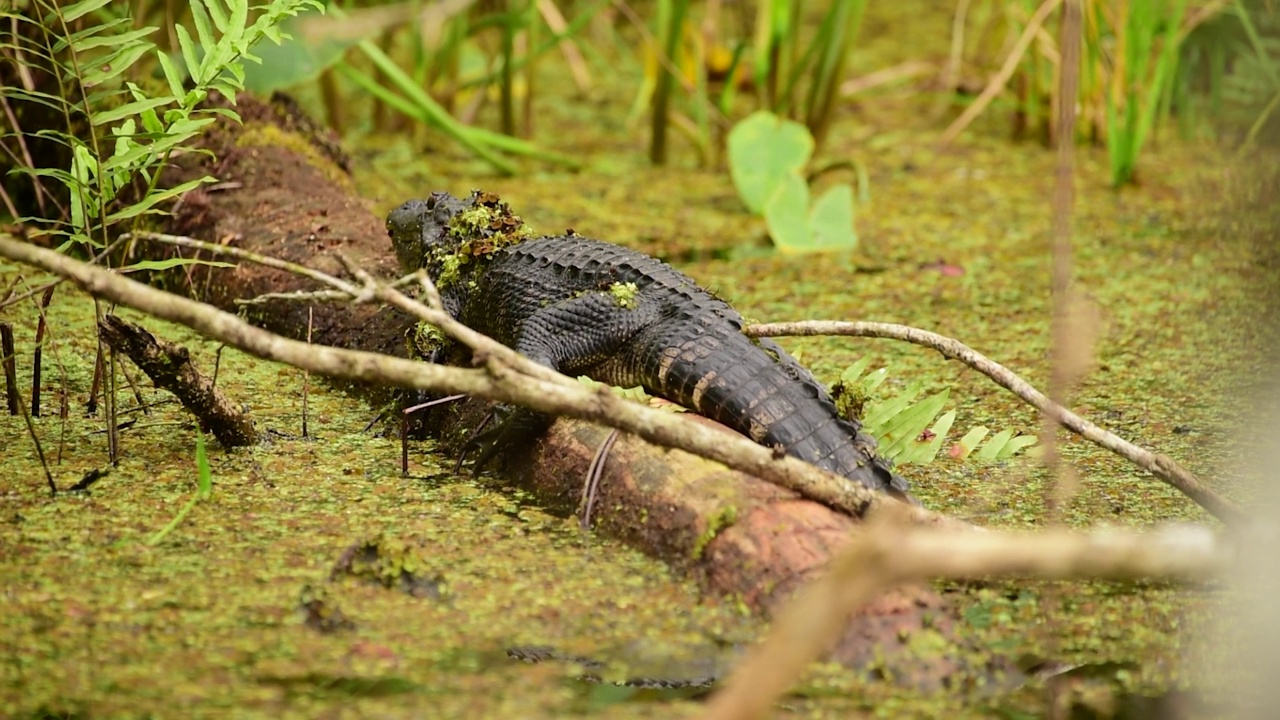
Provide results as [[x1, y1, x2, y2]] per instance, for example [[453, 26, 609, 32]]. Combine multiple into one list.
[[160, 94, 961, 685]]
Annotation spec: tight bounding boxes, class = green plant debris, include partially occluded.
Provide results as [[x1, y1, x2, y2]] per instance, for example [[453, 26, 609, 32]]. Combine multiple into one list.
[[408, 322, 450, 359], [608, 282, 639, 309]]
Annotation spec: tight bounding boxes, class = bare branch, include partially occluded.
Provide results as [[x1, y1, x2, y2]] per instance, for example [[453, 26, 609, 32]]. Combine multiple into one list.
[[745, 320, 1245, 524], [701, 512, 1229, 720], [0, 235, 957, 523]]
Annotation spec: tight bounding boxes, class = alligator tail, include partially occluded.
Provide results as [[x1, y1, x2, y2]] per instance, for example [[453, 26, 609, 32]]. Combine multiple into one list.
[[646, 325, 905, 494]]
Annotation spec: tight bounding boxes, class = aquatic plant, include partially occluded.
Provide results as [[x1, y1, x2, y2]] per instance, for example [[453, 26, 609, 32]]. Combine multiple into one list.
[[727, 111, 858, 254]]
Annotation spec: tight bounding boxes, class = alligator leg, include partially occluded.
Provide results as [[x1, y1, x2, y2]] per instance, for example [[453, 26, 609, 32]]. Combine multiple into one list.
[[459, 291, 655, 474]]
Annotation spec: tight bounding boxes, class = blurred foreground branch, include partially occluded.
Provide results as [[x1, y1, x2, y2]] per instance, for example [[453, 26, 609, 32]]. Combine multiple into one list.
[[702, 511, 1228, 720]]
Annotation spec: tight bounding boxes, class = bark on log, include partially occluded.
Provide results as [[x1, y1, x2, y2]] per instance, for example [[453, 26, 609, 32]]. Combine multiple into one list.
[[158, 94, 965, 685], [97, 315, 258, 446]]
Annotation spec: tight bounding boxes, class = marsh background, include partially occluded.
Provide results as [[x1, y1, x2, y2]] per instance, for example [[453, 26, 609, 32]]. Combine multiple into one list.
[[1, 0, 1277, 716]]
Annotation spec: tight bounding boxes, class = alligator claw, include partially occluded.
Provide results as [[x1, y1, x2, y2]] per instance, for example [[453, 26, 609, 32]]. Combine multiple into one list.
[[459, 404, 552, 476]]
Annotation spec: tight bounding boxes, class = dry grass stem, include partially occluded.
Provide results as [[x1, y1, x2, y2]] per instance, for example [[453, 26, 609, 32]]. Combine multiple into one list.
[[938, 0, 1063, 145]]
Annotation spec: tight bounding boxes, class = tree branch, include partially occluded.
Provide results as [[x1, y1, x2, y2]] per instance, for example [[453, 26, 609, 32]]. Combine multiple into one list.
[[745, 320, 1245, 524], [0, 235, 962, 525]]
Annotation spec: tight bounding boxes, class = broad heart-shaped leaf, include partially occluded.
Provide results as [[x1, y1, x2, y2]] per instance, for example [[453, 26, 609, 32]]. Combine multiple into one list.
[[802, 184, 858, 253], [763, 172, 810, 253], [728, 111, 813, 214]]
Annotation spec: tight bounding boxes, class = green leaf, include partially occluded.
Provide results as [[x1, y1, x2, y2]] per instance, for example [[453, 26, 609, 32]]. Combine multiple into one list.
[[863, 382, 923, 429], [112, 118, 136, 153], [911, 410, 957, 465], [801, 183, 858, 254], [227, 0, 249, 52], [190, 0, 218, 67], [996, 434, 1039, 461], [121, 258, 236, 272], [838, 356, 873, 386], [728, 111, 813, 214], [859, 366, 888, 393], [92, 97, 174, 125], [879, 390, 949, 459], [205, 0, 230, 33], [763, 172, 810, 252], [82, 40, 155, 86], [175, 25, 201, 84], [976, 428, 1015, 461], [955, 427, 989, 460], [195, 432, 213, 499], [58, 0, 113, 23], [156, 50, 187, 100], [105, 176, 213, 221], [53, 20, 142, 52]]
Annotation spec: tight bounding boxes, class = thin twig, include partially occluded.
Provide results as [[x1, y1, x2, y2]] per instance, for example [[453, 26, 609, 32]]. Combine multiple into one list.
[[29, 284, 56, 417], [745, 320, 1244, 524], [302, 306, 312, 438], [1, 322, 19, 415], [581, 428, 620, 529]]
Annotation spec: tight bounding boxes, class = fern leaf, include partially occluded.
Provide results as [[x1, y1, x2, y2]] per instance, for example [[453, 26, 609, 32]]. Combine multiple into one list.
[[954, 427, 989, 460], [104, 176, 213, 222], [859, 366, 889, 393], [205, 0, 230, 33], [175, 25, 201, 84], [227, 0, 249, 52], [909, 409, 957, 465], [189, 1, 218, 69], [863, 381, 923, 428], [51, 18, 133, 52], [995, 433, 1039, 461], [81, 40, 155, 87], [92, 97, 173, 125], [64, 25, 157, 52], [155, 51, 186, 99], [57, 0, 114, 23], [975, 428, 1016, 461], [878, 390, 949, 460], [838, 356, 873, 386]]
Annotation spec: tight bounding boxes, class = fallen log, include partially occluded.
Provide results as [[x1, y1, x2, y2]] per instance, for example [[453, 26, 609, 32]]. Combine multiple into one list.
[[154, 94, 966, 685]]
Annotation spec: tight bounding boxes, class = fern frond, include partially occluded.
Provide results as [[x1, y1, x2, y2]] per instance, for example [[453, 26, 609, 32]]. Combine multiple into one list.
[[837, 362, 1038, 466]]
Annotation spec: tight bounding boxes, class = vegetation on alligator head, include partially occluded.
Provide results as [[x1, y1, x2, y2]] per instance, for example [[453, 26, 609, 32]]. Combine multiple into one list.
[[386, 190, 535, 290]]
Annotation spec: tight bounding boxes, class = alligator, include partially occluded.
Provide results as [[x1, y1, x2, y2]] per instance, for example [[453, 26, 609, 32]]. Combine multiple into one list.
[[385, 190, 910, 502]]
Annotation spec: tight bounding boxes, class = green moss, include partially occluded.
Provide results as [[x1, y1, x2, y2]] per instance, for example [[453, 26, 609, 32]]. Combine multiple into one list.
[[409, 323, 449, 359], [829, 378, 870, 424], [235, 122, 351, 190], [690, 505, 738, 561], [433, 251, 467, 289]]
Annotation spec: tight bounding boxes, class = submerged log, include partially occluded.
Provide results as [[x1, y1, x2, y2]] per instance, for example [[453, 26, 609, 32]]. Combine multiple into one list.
[[158, 94, 963, 685]]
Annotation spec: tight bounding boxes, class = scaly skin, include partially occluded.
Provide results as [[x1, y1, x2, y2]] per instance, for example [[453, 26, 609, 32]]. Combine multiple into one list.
[[386, 191, 908, 498]]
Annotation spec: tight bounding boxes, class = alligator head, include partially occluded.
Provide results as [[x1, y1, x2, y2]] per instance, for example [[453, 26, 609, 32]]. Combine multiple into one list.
[[386, 191, 471, 275]]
